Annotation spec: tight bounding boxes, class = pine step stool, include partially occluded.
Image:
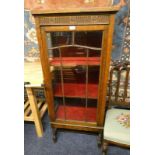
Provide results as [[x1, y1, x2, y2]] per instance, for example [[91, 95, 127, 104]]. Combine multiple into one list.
[[24, 62, 48, 137]]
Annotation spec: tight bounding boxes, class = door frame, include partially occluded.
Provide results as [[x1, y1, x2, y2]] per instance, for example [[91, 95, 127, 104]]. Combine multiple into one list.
[[37, 24, 113, 129]]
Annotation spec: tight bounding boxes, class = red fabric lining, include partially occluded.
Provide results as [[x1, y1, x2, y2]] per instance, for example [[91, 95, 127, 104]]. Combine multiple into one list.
[[54, 83, 98, 98], [50, 57, 100, 66], [56, 105, 97, 122]]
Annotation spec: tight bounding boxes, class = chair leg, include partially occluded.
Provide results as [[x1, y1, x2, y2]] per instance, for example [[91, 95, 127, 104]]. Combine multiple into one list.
[[102, 141, 108, 155], [52, 128, 57, 143], [97, 131, 103, 147]]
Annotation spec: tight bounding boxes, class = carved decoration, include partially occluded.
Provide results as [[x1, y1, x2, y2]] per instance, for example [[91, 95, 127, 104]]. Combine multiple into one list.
[[39, 15, 109, 25], [108, 61, 130, 107]]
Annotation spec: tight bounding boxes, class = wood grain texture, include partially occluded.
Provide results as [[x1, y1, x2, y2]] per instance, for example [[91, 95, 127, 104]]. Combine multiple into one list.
[[29, 0, 119, 15], [39, 15, 109, 25], [102, 139, 130, 151], [24, 62, 43, 85], [108, 62, 130, 107], [34, 17, 56, 122], [26, 87, 43, 137], [43, 25, 107, 32], [97, 14, 116, 126], [51, 122, 103, 132], [33, 7, 118, 141], [24, 99, 47, 121]]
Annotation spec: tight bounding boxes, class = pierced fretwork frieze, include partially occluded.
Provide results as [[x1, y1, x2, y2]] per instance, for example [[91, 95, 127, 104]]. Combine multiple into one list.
[[39, 15, 109, 25]]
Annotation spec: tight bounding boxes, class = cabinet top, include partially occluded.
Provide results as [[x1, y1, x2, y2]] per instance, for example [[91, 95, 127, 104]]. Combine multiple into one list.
[[27, 0, 120, 15]]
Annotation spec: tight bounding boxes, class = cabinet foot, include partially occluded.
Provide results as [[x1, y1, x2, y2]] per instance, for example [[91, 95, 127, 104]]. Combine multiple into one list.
[[97, 131, 103, 147], [52, 128, 57, 143]]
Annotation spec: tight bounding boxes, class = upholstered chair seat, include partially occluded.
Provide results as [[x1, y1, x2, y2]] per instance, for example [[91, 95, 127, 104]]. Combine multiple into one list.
[[104, 108, 130, 145]]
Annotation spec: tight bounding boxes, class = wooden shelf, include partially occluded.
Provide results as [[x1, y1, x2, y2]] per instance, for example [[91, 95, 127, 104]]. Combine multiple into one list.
[[50, 57, 100, 67], [56, 105, 97, 122], [54, 83, 98, 99]]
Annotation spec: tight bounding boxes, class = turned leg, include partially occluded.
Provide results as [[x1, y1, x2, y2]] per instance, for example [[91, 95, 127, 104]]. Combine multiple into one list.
[[52, 128, 57, 143], [102, 141, 108, 155], [97, 131, 103, 147]]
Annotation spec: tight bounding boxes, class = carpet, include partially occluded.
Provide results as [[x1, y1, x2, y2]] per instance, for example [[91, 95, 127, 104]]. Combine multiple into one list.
[[24, 112, 130, 155]]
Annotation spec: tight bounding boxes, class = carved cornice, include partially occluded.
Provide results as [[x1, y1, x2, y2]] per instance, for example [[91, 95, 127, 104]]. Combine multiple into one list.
[[39, 15, 109, 25]]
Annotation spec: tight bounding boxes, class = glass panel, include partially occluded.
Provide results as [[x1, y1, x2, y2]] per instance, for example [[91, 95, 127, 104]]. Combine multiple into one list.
[[46, 30, 103, 122], [86, 65, 100, 122], [50, 32, 72, 47], [52, 67, 65, 120], [75, 31, 102, 48], [65, 65, 86, 121], [86, 99, 97, 122]]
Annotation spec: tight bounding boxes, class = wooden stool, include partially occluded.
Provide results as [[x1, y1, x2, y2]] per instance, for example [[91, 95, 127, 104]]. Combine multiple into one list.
[[24, 62, 47, 137]]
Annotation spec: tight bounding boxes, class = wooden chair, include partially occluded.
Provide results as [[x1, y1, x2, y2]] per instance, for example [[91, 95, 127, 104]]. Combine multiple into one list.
[[102, 61, 130, 154]]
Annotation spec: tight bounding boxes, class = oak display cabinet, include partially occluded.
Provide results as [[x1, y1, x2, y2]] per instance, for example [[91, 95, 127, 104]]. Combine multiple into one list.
[[32, 0, 119, 145]]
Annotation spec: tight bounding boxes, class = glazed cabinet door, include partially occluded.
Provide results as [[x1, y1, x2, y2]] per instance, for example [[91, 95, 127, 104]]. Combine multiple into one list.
[[41, 25, 108, 124]]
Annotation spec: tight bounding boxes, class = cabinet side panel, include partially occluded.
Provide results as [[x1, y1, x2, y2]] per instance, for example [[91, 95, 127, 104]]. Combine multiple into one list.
[[97, 14, 115, 126], [34, 16, 55, 121]]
